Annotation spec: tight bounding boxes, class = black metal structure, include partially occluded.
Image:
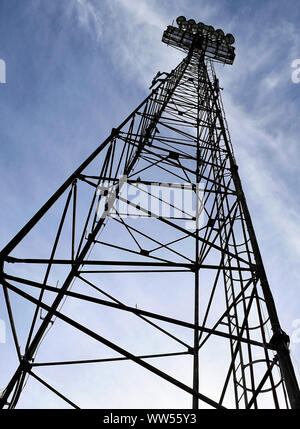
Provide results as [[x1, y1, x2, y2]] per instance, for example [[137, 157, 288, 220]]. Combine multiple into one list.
[[0, 17, 299, 409]]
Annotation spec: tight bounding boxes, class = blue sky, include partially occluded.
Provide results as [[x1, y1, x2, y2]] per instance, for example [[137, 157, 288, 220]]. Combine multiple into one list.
[[1, 0, 300, 408]]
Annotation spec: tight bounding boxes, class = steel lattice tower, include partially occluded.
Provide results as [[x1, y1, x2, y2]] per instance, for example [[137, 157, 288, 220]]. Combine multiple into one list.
[[1, 17, 300, 409]]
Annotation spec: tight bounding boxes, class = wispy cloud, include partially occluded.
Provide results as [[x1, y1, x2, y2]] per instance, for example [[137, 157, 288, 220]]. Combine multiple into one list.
[[72, 0, 103, 41]]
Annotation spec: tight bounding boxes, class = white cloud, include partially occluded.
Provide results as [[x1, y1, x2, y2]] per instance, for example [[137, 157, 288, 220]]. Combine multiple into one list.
[[72, 0, 103, 41]]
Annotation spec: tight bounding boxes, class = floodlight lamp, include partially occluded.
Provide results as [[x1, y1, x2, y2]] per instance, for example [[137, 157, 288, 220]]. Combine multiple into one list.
[[225, 33, 235, 45], [161, 18, 236, 65], [181, 21, 188, 31], [187, 19, 196, 27], [191, 24, 198, 35], [210, 31, 218, 42], [215, 29, 225, 41], [176, 16, 186, 26], [201, 24, 210, 36]]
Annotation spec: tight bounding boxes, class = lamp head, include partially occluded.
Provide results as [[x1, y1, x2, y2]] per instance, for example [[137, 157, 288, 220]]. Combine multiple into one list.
[[225, 33, 235, 45], [162, 17, 236, 65], [176, 16, 186, 26]]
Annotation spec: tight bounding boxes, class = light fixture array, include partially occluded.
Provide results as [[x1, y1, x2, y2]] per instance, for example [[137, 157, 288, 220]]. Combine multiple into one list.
[[176, 16, 235, 46]]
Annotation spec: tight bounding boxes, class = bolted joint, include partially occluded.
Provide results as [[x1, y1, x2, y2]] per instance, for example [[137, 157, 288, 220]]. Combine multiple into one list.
[[169, 151, 179, 160], [20, 357, 33, 373], [87, 233, 95, 242], [230, 164, 239, 174], [269, 330, 290, 350], [4, 256, 17, 264], [187, 346, 194, 355], [111, 128, 119, 137], [190, 264, 198, 273], [236, 189, 244, 200]]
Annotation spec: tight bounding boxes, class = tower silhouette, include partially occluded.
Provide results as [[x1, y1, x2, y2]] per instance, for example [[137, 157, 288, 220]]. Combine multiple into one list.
[[1, 17, 299, 409]]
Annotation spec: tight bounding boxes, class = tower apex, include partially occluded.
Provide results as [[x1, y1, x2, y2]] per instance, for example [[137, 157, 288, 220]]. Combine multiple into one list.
[[162, 16, 236, 65]]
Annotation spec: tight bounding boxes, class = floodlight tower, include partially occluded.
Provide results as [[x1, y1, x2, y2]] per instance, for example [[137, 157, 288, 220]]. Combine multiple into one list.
[[0, 17, 299, 409]]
